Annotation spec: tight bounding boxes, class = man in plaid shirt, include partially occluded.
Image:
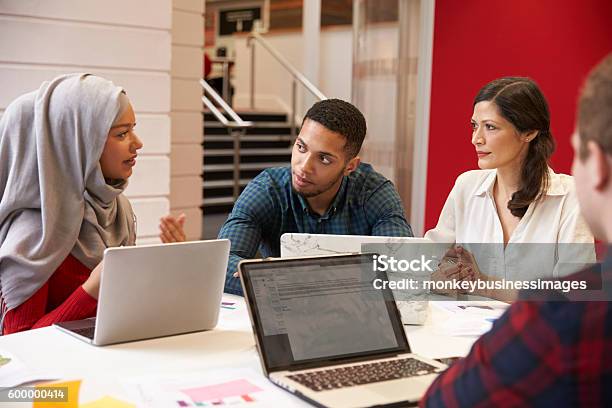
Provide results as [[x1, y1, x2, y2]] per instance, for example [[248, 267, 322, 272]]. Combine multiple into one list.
[[161, 99, 412, 295], [421, 54, 612, 407]]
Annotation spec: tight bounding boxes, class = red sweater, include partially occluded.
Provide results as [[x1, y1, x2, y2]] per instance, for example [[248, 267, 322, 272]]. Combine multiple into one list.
[[2, 254, 98, 335]]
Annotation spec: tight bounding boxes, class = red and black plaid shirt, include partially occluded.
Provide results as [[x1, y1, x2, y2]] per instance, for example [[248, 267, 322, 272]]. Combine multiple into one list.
[[421, 253, 612, 407]]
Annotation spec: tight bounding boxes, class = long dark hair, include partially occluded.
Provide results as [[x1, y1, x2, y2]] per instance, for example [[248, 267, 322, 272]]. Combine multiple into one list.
[[474, 77, 555, 218]]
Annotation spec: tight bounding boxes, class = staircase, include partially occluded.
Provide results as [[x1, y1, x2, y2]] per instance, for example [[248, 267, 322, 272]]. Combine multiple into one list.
[[201, 110, 297, 238]]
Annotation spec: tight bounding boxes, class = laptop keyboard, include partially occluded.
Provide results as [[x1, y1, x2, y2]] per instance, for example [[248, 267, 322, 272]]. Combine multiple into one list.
[[71, 326, 95, 340], [287, 358, 439, 392]]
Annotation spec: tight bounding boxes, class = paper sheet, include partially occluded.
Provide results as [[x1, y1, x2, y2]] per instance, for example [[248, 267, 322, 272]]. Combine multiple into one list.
[[124, 368, 309, 407], [0, 350, 60, 388], [216, 297, 249, 331], [182, 378, 262, 403], [431, 301, 508, 337]]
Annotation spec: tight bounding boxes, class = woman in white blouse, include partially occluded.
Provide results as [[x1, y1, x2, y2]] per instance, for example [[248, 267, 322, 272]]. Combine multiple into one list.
[[425, 77, 595, 299]]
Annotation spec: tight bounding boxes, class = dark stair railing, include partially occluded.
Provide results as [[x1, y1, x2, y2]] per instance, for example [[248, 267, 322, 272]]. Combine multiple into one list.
[[200, 79, 253, 200]]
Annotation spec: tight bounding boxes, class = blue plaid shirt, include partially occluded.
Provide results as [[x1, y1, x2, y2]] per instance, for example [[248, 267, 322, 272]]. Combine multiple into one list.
[[218, 163, 413, 295]]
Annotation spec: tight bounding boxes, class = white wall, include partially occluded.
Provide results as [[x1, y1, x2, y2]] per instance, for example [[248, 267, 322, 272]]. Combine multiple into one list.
[[352, 24, 400, 182], [0, 1, 174, 244], [170, 0, 204, 240], [319, 27, 353, 105], [233, 26, 352, 114]]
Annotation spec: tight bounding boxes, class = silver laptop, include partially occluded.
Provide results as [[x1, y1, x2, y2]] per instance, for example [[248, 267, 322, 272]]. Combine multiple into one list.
[[54, 239, 230, 346], [281, 234, 434, 325], [239, 253, 446, 408], [280, 233, 430, 257]]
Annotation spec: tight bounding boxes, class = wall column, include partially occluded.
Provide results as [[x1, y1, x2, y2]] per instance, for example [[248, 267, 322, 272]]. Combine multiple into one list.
[[170, 0, 205, 240]]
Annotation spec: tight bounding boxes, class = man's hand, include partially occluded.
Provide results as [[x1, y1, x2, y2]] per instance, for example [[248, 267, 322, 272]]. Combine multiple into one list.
[[159, 213, 187, 243]]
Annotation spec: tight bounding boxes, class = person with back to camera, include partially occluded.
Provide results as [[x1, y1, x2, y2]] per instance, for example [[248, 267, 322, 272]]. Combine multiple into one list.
[[425, 77, 595, 301], [0, 73, 143, 335]]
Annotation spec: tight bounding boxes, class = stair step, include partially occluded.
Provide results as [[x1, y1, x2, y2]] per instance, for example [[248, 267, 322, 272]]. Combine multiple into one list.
[[203, 110, 287, 123], [205, 127, 297, 136], [203, 196, 235, 206], [203, 148, 292, 157], [205, 121, 297, 129], [201, 109, 296, 214], [204, 134, 293, 142], [204, 179, 250, 188], [203, 162, 289, 172]]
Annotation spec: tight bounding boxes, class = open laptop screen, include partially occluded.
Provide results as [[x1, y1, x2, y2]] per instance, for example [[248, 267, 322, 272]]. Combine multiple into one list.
[[240, 254, 410, 373]]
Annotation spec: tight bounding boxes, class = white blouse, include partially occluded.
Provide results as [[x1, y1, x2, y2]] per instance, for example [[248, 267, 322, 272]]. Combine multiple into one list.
[[425, 169, 595, 280]]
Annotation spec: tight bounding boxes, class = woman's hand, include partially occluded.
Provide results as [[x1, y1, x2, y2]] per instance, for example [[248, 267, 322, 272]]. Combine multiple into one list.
[[443, 245, 488, 280], [431, 260, 475, 296], [82, 261, 103, 300], [159, 213, 186, 243], [451, 245, 492, 287], [442, 245, 520, 301], [429, 245, 481, 296]]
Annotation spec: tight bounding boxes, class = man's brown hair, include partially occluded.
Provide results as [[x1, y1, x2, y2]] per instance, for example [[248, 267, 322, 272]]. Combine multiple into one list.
[[578, 53, 612, 159]]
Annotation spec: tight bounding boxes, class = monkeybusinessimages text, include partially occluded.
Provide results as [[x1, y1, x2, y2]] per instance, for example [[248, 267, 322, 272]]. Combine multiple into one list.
[[371, 255, 587, 294]]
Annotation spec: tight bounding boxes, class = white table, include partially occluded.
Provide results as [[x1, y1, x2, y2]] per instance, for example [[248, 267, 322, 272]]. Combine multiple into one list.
[[0, 295, 493, 406]]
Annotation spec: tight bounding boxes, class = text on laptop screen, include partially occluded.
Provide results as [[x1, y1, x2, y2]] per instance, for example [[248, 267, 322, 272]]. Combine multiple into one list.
[[242, 254, 409, 371]]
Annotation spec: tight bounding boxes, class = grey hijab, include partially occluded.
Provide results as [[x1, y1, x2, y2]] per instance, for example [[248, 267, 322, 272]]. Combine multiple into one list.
[[0, 74, 136, 328]]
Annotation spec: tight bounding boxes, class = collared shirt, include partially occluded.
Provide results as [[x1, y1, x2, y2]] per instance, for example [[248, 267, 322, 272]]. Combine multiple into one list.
[[218, 163, 413, 295], [425, 169, 595, 279], [421, 251, 612, 408]]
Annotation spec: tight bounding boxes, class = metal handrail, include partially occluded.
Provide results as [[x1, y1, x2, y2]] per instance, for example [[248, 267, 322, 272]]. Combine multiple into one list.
[[200, 79, 253, 200], [247, 31, 327, 139], [200, 79, 253, 128], [248, 31, 327, 101]]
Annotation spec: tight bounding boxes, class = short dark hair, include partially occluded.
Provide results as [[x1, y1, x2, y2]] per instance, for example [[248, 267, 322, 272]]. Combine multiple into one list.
[[303, 98, 367, 158], [474, 77, 555, 218], [578, 53, 612, 159]]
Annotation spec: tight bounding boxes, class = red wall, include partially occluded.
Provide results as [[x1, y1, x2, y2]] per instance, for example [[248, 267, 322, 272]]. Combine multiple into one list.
[[425, 0, 612, 230]]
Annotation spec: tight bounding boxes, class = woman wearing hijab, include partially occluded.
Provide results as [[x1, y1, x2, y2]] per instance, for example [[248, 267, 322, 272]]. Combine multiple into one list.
[[0, 73, 143, 334]]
